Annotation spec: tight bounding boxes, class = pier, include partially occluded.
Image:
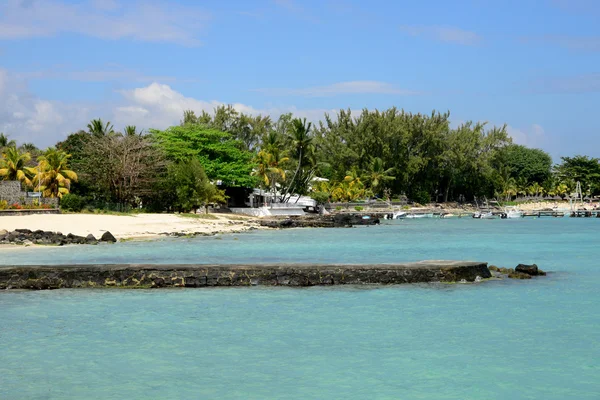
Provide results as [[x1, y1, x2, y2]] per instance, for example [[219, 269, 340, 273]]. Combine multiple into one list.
[[0, 261, 491, 290]]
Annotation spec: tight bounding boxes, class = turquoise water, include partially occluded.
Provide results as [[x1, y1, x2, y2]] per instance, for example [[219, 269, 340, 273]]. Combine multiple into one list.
[[1, 219, 599, 399]]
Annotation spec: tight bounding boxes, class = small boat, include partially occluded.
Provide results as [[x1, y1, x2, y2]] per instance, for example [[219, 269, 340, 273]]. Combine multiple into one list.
[[501, 206, 523, 219], [405, 213, 434, 219], [440, 213, 455, 219], [393, 211, 407, 219], [473, 211, 495, 219]]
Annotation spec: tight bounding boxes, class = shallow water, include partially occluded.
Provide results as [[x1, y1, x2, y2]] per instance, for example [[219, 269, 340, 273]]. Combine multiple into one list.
[[1, 218, 599, 399]]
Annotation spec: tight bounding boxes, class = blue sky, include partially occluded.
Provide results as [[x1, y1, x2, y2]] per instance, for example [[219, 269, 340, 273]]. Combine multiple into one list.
[[0, 0, 599, 160]]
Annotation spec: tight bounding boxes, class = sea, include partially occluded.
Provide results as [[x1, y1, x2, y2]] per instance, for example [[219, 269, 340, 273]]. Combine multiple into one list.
[[1, 218, 599, 399]]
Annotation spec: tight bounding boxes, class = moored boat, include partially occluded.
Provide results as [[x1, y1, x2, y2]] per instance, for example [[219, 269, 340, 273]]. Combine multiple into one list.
[[501, 206, 523, 219]]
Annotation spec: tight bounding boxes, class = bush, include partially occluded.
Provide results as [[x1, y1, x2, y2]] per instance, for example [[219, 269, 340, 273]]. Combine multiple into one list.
[[354, 206, 364, 211], [0, 200, 7, 210], [60, 193, 85, 212], [335, 205, 343, 211]]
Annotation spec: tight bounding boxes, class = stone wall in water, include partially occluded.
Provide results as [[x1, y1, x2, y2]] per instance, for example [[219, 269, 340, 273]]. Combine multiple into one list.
[[0, 181, 58, 208], [0, 262, 491, 290]]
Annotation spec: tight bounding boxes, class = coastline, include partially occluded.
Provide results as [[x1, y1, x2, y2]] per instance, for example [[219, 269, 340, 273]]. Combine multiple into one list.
[[0, 213, 263, 244]]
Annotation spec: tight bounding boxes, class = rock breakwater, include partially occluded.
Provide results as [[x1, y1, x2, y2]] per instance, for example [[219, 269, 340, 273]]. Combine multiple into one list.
[[0, 261, 490, 290]]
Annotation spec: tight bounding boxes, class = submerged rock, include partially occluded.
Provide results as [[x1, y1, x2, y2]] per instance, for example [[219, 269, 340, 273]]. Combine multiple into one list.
[[508, 271, 532, 279], [515, 263, 546, 276]]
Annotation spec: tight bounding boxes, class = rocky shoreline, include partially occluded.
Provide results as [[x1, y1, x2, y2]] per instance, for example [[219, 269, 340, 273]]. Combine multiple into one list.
[[0, 229, 117, 246]]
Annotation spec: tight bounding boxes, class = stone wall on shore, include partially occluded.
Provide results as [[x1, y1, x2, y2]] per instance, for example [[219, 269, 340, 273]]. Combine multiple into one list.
[[0, 261, 491, 290], [0, 181, 58, 208]]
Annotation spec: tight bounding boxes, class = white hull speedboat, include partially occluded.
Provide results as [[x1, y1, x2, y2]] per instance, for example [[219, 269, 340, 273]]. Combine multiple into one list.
[[473, 211, 495, 219], [501, 206, 523, 219], [405, 213, 434, 219], [393, 211, 408, 219]]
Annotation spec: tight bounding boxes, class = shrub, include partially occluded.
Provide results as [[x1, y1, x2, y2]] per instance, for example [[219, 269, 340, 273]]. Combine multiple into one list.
[[60, 193, 85, 212], [354, 206, 364, 211], [0, 200, 7, 210], [335, 205, 343, 211]]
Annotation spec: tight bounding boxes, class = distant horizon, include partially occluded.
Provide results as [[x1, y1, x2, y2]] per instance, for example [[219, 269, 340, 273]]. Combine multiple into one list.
[[1, 0, 599, 160]]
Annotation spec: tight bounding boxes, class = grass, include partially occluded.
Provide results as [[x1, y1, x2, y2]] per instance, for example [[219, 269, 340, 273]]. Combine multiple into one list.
[[178, 213, 219, 220], [63, 210, 137, 216]]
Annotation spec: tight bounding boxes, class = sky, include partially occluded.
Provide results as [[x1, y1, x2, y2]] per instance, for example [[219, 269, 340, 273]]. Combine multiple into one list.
[[0, 0, 599, 160]]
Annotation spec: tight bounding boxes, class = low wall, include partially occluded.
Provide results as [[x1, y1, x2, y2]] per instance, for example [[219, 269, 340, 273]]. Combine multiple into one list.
[[0, 261, 491, 290], [0, 181, 59, 208], [0, 209, 60, 216]]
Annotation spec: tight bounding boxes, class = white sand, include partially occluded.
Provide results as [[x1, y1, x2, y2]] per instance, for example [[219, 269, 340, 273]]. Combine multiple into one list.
[[0, 213, 261, 239]]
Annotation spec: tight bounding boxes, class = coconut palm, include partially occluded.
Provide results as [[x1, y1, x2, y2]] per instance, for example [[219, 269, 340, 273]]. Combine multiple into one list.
[[252, 149, 288, 202], [502, 177, 517, 201], [282, 118, 313, 201], [363, 157, 395, 193], [34, 148, 78, 198], [0, 146, 36, 187], [555, 183, 569, 199], [87, 118, 115, 136], [0, 133, 16, 149], [528, 182, 542, 198], [124, 125, 141, 136]]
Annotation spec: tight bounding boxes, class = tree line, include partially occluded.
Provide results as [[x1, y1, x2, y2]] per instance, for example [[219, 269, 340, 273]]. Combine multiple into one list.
[[1, 105, 599, 212]]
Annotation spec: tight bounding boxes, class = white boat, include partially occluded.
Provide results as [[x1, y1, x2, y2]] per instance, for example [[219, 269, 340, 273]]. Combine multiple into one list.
[[405, 213, 434, 219], [501, 206, 523, 219], [473, 211, 495, 219], [440, 213, 455, 219], [393, 211, 407, 219]]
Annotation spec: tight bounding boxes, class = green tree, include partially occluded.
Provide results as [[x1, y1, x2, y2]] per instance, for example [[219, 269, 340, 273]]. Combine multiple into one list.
[[167, 159, 226, 213], [0, 133, 17, 149], [499, 144, 552, 185], [363, 157, 395, 194], [34, 148, 78, 198], [282, 117, 314, 201], [150, 124, 256, 187], [0, 146, 36, 187], [555, 156, 600, 196], [87, 118, 115, 136], [124, 125, 141, 136]]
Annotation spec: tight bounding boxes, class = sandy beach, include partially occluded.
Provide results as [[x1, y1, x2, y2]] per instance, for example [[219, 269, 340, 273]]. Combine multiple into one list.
[[0, 213, 261, 240]]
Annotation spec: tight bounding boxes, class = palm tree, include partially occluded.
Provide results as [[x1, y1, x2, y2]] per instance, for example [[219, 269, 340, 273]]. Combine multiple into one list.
[[19, 142, 39, 153], [35, 148, 78, 198], [87, 118, 114, 136], [124, 125, 141, 136], [252, 149, 288, 204], [282, 118, 312, 201], [555, 183, 569, 200], [502, 177, 517, 201], [363, 157, 395, 194], [528, 182, 542, 199], [0, 146, 36, 187], [0, 133, 16, 149]]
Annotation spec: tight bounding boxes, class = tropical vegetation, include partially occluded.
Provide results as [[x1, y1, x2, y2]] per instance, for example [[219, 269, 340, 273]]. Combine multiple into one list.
[[1, 105, 600, 213]]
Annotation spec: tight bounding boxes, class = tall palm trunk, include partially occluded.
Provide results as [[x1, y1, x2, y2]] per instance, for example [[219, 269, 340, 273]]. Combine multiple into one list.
[[282, 150, 302, 203]]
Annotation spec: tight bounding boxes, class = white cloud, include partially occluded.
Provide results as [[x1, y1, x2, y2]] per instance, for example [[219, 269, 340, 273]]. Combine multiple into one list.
[[0, 0, 210, 46], [507, 124, 546, 148], [254, 81, 419, 97], [399, 25, 482, 46], [0, 69, 94, 146], [0, 73, 340, 147]]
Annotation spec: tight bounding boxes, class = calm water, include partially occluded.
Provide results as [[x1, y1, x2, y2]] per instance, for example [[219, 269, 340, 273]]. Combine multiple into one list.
[[1, 219, 599, 399]]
